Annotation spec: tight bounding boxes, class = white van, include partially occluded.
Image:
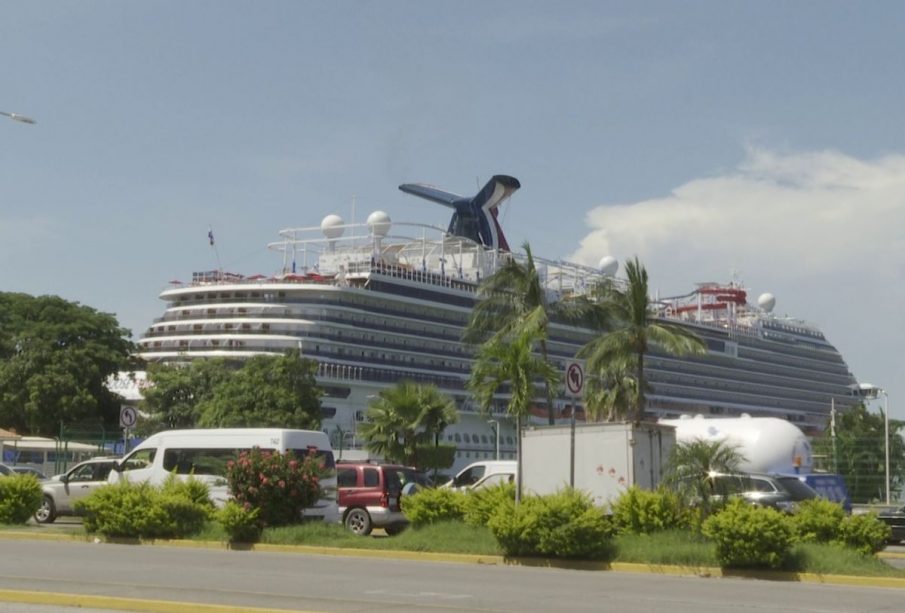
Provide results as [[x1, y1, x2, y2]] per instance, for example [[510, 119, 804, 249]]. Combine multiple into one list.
[[108, 428, 338, 522], [446, 460, 517, 491]]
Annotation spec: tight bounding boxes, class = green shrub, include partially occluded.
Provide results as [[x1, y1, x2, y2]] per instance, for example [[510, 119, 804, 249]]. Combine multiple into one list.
[[487, 488, 613, 559], [401, 486, 466, 527], [610, 487, 688, 535], [835, 513, 890, 556], [0, 474, 43, 524], [76, 479, 211, 539], [462, 482, 515, 528], [216, 501, 262, 543], [701, 499, 793, 569], [161, 475, 214, 510], [790, 498, 846, 543], [225, 448, 322, 527]]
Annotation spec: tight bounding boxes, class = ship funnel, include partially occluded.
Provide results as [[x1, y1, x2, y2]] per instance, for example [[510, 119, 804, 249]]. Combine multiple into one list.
[[398, 175, 520, 250]]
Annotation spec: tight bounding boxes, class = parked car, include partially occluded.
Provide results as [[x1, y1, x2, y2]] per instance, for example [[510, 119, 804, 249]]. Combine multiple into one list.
[[706, 472, 819, 512], [11, 466, 48, 480], [876, 506, 905, 543], [336, 462, 422, 536], [445, 460, 516, 491], [35, 457, 120, 524]]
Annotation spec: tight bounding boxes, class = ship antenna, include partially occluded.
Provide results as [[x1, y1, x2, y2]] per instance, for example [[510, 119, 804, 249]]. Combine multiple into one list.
[[208, 225, 223, 278]]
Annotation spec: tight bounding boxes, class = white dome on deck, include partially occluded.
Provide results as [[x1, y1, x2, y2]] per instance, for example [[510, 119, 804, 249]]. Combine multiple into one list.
[[367, 211, 391, 237], [598, 256, 618, 277], [321, 215, 345, 239], [758, 293, 776, 312]]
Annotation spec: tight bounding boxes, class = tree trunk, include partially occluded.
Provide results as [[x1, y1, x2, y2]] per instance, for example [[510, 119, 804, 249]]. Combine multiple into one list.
[[540, 339, 555, 425], [515, 413, 523, 505]]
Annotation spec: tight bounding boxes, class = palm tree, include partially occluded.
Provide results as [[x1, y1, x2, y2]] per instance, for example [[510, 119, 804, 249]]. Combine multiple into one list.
[[464, 242, 559, 424], [468, 314, 560, 503], [577, 257, 706, 422], [664, 438, 746, 519], [358, 381, 458, 468], [583, 369, 637, 422]]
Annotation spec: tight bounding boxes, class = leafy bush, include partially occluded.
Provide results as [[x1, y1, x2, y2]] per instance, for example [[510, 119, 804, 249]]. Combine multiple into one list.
[[0, 474, 43, 524], [76, 479, 210, 539], [462, 482, 515, 528], [401, 486, 466, 527], [161, 475, 214, 510], [216, 500, 262, 543], [487, 488, 613, 559], [836, 513, 890, 556], [702, 499, 793, 569], [610, 487, 688, 535], [225, 448, 322, 527], [790, 498, 846, 543]]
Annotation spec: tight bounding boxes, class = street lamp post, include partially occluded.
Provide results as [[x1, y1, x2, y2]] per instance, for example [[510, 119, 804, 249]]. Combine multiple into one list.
[[0, 111, 36, 125], [883, 389, 890, 506], [487, 419, 500, 460], [854, 383, 891, 505]]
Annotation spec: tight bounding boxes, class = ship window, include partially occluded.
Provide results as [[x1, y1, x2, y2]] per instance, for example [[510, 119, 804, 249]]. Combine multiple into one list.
[[454, 433, 461, 443]]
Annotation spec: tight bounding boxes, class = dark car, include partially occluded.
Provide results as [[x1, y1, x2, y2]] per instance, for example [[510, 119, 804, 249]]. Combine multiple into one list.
[[336, 462, 422, 536], [876, 506, 905, 543], [12, 466, 48, 480], [707, 472, 819, 512]]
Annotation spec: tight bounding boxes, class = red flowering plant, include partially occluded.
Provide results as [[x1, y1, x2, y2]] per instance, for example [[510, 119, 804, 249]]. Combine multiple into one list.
[[225, 447, 323, 527]]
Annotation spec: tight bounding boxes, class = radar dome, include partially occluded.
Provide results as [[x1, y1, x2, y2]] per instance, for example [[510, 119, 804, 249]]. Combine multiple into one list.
[[598, 256, 618, 277], [321, 215, 345, 240], [758, 293, 776, 313], [367, 210, 391, 237]]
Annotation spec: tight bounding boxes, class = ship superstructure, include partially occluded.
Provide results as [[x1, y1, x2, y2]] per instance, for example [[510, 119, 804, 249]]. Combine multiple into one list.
[[138, 175, 858, 472]]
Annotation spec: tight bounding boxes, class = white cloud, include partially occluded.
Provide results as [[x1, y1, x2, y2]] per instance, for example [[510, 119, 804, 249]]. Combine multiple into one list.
[[569, 147, 905, 418]]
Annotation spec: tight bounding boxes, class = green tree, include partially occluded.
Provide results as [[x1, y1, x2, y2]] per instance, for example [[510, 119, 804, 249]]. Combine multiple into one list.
[[468, 315, 560, 502], [577, 257, 706, 422], [813, 403, 905, 503], [464, 242, 559, 425], [583, 368, 638, 422], [0, 293, 133, 435], [663, 438, 746, 520], [194, 351, 323, 429], [358, 382, 458, 470], [141, 358, 234, 432]]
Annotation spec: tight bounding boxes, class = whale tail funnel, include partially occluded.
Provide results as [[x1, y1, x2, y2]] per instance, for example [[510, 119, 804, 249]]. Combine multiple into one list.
[[399, 175, 520, 250]]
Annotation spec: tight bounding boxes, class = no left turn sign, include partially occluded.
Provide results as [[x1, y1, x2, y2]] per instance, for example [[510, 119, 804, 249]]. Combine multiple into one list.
[[120, 406, 138, 429], [565, 361, 584, 396]]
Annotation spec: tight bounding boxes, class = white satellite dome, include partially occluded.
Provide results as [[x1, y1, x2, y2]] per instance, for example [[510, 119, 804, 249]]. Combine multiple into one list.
[[757, 293, 776, 313], [367, 210, 391, 237], [598, 256, 618, 277], [320, 214, 344, 240]]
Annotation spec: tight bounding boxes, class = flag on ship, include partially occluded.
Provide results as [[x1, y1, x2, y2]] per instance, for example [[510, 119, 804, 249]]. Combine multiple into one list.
[[208, 228, 215, 246]]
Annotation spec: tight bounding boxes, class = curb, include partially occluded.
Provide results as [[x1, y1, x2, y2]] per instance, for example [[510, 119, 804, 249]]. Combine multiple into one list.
[[3, 529, 905, 591]]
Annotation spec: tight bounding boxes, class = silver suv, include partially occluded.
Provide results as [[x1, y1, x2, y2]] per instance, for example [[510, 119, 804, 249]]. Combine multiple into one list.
[[708, 472, 819, 512], [35, 457, 119, 524]]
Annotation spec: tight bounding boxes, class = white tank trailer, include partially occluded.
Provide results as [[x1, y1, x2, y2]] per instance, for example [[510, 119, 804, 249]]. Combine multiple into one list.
[[658, 414, 813, 475]]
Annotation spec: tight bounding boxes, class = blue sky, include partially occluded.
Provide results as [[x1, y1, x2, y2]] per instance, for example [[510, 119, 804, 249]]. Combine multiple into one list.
[[2, 2, 902, 418]]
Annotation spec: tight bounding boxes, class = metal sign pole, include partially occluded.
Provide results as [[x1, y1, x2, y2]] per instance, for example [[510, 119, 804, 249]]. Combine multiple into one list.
[[565, 361, 584, 489]]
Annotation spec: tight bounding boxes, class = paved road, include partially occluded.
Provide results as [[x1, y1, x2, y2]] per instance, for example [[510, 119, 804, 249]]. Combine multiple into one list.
[[1, 539, 905, 612]]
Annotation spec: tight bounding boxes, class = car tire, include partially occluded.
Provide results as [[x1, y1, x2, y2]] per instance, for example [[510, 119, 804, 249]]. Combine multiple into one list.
[[344, 508, 372, 536], [384, 524, 406, 536], [34, 496, 56, 524]]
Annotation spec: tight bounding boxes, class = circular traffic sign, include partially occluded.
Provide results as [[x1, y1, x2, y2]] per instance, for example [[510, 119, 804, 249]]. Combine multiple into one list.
[[119, 406, 138, 428], [565, 362, 584, 396]]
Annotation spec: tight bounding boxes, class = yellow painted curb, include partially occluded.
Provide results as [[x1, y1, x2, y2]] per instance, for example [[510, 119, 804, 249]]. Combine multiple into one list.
[[0, 588, 326, 613]]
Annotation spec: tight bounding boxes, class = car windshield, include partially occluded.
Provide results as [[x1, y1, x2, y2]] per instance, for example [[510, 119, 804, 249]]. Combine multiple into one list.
[[777, 477, 819, 501]]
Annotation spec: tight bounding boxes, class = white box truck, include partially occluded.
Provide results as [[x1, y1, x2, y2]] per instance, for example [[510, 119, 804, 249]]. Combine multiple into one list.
[[521, 422, 676, 507]]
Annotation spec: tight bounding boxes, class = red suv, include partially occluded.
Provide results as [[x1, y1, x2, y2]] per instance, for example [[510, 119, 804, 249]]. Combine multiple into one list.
[[336, 462, 422, 536]]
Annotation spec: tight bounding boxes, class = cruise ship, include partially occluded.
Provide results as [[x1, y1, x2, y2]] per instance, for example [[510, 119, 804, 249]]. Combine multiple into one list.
[[137, 175, 859, 472]]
